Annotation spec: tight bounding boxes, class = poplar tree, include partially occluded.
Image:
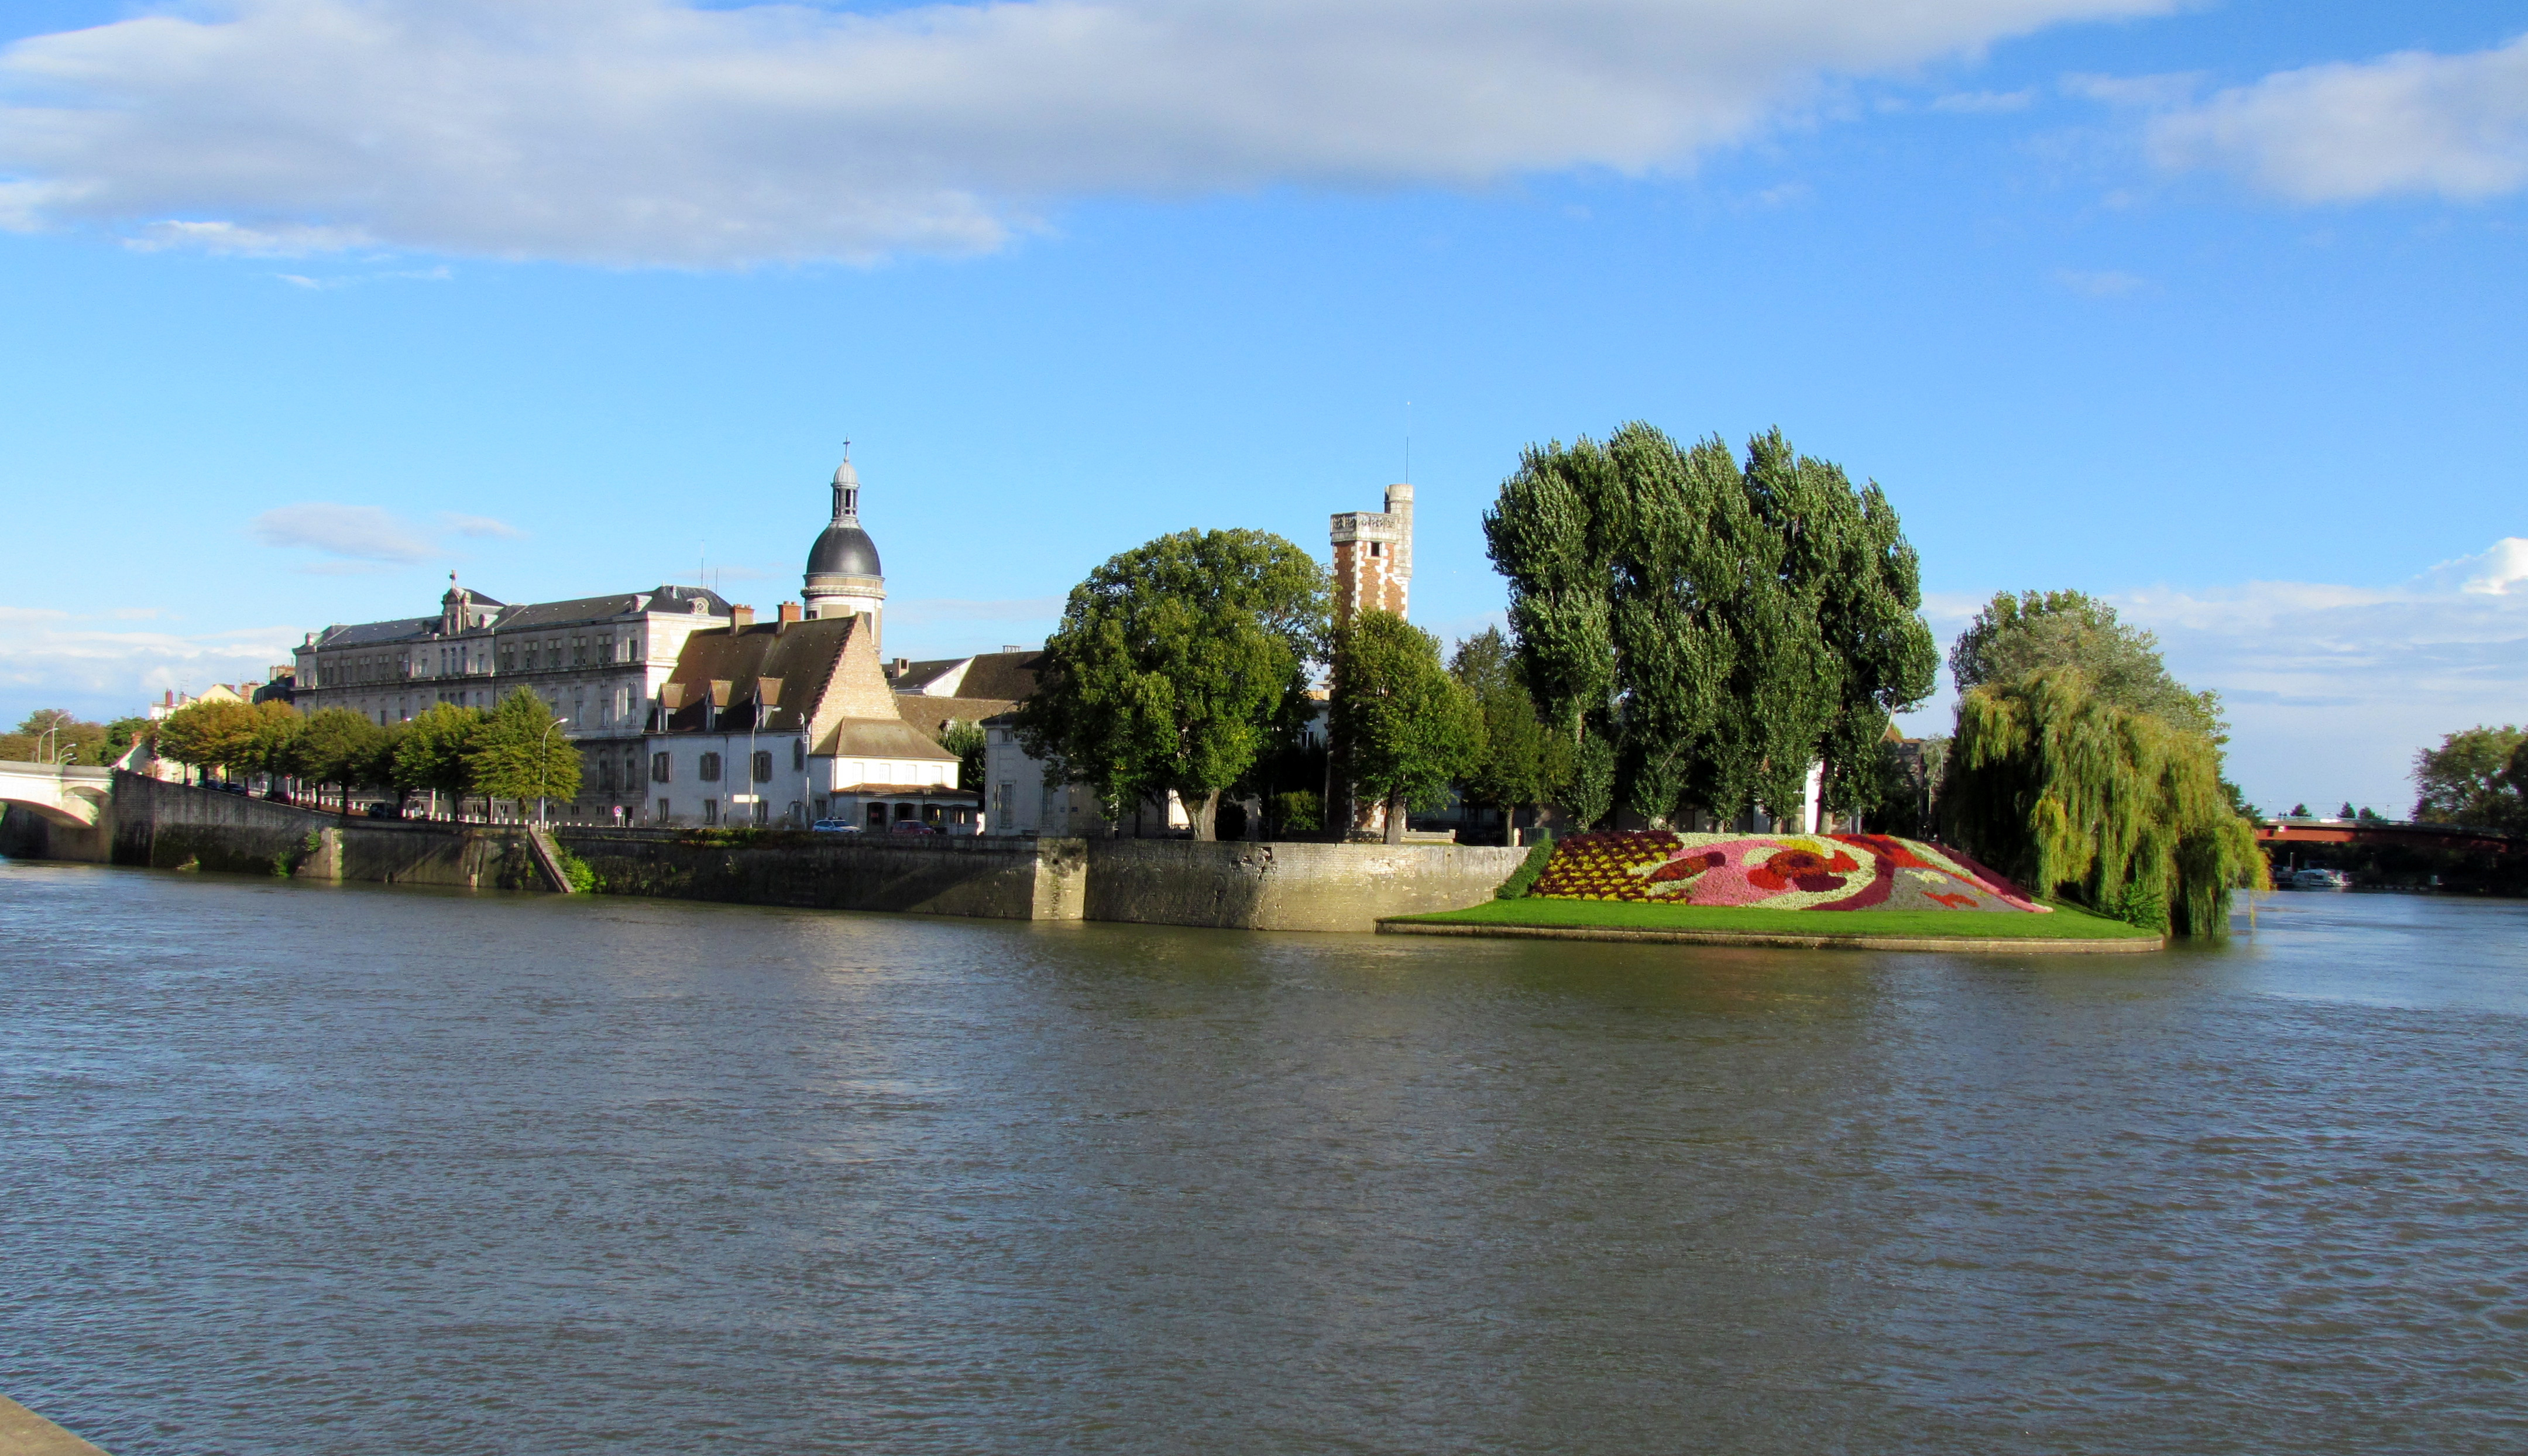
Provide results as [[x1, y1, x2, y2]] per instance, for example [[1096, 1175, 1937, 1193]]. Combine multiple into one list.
[[1448, 627, 1571, 831], [1483, 423, 1935, 827], [1015, 528, 1328, 840]]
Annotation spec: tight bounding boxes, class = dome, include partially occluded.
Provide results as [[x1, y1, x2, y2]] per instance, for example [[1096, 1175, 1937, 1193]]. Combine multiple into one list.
[[806, 523, 882, 579], [832, 459, 858, 489]]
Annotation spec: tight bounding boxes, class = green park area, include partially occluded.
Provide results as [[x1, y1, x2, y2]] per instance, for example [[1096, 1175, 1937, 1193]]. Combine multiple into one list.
[[1391, 896, 2162, 943]]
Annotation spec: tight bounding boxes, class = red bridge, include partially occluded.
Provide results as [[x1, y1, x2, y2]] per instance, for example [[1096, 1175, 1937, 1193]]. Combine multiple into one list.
[[2256, 819, 2515, 856]]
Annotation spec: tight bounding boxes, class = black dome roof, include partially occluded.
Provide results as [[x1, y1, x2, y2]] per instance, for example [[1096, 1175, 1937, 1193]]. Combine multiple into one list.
[[807, 523, 881, 578]]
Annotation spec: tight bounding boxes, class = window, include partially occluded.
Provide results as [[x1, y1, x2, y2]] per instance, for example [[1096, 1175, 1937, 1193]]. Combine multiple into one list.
[[703, 798, 719, 825], [753, 801, 769, 826], [651, 752, 671, 783], [699, 753, 722, 782], [753, 750, 773, 784], [500, 647, 516, 672], [992, 784, 1011, 827], [657, 797, 671, 823], [866, 802, 887, 830], [814, 797, 829, 819], [792, 739, 805, 771], [573, 637, 587, 666]]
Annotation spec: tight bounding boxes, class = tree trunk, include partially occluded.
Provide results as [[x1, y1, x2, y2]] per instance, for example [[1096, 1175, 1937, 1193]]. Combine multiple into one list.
[[1383, 789, 1406, 844], [1189, 788, 1220, 840]]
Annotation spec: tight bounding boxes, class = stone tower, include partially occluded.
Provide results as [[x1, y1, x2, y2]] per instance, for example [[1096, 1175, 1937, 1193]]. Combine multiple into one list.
[[802, 454, 887, 648], [1329, 482, 1413, 623]]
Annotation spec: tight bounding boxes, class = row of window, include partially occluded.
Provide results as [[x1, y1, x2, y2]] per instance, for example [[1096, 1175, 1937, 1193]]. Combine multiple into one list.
[[307, 633, 646, 688], [649, 744, 807, 784]]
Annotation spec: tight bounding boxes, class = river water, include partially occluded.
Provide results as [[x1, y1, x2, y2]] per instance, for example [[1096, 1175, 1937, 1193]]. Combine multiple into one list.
[[3, 860, 2523, 1455]]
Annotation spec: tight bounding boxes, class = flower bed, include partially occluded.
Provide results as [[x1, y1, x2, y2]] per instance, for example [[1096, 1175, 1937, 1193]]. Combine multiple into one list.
[[1524, 831, 2045, 913]]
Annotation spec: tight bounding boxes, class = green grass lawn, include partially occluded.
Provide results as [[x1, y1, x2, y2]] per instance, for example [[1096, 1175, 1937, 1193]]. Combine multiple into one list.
[[1393, 895, 2160, 941]]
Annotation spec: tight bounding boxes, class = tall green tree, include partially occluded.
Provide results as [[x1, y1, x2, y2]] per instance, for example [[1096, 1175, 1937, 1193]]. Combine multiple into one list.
[[1447, 626, 1571, 833], [4, 709, 109, 765], [1950, 590, 2225, 739], [288, 708, 390, 805], [1483, 423, 1935, 827], [1014, 528, 1328, 840], [1944, 669, 2265, 938], [396, 703, 487, 815], [242, 702, 304, 782], [1332, 611, 1483, 844], [2412, 724, 2524, 828], [154, 699, 264, 779], [466, 689, 582, 820]]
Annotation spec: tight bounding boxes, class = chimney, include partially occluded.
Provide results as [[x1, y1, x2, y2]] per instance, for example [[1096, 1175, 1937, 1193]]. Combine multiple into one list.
[[891, 657, 910, 679], [777, 602, 802, 624], [730, 605, 756, 629]]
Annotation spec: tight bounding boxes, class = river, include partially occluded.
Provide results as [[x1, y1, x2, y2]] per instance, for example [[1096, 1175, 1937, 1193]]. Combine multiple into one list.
[[3, 860, 2523, 1454]]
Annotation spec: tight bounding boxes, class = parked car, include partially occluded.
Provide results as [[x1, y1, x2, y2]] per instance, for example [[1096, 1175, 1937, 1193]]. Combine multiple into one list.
[[218, 782, 249, 796], [889, 819, 937, 835], [363, 802, 403, 820], [809, 819, 863, 833]]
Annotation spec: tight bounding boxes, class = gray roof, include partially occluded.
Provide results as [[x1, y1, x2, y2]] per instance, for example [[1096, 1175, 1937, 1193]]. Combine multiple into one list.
[[311, 617, 437, 650], [806, 523, 882, 578], [492, 584, 729, 631]]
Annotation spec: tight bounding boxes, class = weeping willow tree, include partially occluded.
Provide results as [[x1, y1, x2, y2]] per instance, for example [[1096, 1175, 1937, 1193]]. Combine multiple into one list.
[[1945, 668, 2266, 937]]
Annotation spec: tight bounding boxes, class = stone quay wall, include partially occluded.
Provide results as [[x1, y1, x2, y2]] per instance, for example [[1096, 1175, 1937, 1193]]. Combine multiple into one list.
[[94, 773, 548, 890], [6, 777, 1523, 932], [1080, 839, 1529, 933]]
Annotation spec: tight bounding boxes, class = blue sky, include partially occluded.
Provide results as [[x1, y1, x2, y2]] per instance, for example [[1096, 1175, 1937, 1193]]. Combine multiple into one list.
[[4, 1, 2524, 814]]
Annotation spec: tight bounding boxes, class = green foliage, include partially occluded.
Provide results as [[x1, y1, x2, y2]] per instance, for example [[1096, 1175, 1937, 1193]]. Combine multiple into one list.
[[1015, 528, 1328, 840], [1861, 734, 1946, 838], [289, 708, 390, 791], [2412, 724, 2524, 829], [554, 846, 597, 894], [154, 698, 264, 774], [101, 716, 153, 766], [1332, 610, 1483, 840], [937, 720, 988, 792], [1270, 789, 1322, 835], [1483, 423, 1936, 827], [1494, 829, 1556, 899], [243, 702, 304, 778], [1950, 589, 2225, 740], [4, 709, 112, 765], [466, 689, 582, 809], [1448, 626, 1571, 816], [1943, 668, 2267, 939], [396, 703, 485, 793]]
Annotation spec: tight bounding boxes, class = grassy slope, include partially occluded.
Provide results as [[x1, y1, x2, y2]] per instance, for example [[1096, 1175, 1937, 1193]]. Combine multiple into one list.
[[1394, 896, 2159, 941]]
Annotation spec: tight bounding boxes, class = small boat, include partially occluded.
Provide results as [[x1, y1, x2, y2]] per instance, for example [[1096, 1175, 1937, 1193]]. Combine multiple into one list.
[[2286, 866, 2352, 890]]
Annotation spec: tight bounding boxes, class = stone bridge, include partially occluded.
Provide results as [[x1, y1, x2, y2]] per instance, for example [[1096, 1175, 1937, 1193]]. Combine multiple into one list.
[[0, 761, 115, 826]]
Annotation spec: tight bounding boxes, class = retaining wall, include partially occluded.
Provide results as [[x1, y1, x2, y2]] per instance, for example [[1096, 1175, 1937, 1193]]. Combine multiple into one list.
[[556, 827, 1086, 921], [1081, 839, 1529, 933], [11, 778, 1521, 932], [102, 774, 548, 890]]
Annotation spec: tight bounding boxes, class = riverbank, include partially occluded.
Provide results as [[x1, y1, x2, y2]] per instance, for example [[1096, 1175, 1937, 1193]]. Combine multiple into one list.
[[1382, 897, 2165, 953]]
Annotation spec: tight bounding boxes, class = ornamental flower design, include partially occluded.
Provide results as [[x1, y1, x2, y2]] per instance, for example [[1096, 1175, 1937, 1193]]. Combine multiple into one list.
[[1746, 846, 1859, 893]]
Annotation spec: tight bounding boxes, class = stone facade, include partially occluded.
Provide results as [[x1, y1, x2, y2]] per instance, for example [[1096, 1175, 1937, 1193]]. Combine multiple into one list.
[[1330, 482, 1413, 621], [291, 580, 734, 822]]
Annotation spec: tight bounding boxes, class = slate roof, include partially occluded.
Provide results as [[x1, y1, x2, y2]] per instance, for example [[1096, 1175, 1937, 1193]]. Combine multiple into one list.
[[953, 651, 1045, 702], [493, 585, 730, 631], [657, 617, 856, 736], [311, 617, 437, 650]]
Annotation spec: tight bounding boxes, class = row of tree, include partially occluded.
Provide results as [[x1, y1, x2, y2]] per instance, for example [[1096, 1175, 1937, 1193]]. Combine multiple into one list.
[[1, 709, 153, 767], [152, 691, 582, 813], [2410, 724, 2528, 831]]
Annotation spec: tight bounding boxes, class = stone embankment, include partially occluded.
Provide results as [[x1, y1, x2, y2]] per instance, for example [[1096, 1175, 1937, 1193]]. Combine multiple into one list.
[[2, 773, 1523, 933]]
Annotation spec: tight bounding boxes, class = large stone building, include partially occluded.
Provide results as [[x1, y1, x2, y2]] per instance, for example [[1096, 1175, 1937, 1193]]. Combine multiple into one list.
[[292, 580, 736, 820]]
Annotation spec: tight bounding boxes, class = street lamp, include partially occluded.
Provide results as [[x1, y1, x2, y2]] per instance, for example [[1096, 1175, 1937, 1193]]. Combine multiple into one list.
[[538, 716, 569, 825]]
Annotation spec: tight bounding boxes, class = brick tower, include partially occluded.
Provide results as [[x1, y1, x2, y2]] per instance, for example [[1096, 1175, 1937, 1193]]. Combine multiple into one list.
[[1329, 483, 1413, 624]]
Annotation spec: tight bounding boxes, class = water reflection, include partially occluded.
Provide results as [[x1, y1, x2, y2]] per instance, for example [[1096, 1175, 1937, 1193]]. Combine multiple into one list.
[[3, 861, 2522, 1454]]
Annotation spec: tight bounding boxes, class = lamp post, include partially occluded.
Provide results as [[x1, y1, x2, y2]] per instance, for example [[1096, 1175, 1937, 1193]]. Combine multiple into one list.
[[538, 716, 569, 825]]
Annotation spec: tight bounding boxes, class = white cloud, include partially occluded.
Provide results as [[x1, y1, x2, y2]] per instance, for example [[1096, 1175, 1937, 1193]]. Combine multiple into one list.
[[441, 512, 525, 540], [1930, 88, 2034, 113], [249, 503, 438, 563], [0, 0, 2175, 266], [2144, 33, 2528, 201], [0, 609, 298, 715], [1903, 543, 2528, 813]]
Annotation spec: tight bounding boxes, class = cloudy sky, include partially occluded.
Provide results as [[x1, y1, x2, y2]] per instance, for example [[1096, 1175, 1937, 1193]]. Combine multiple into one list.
[[3, 0, 2523, 814]]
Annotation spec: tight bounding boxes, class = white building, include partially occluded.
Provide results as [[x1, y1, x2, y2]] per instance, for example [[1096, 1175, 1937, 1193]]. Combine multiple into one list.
[[647, 605, 974, 830]]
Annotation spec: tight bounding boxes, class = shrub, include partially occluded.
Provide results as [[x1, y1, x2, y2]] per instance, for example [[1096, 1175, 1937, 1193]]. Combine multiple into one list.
[[1495, 829, 1555, 899]]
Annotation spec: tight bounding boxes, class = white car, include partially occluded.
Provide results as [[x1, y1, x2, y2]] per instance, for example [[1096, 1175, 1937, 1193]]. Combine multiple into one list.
[[809, 819, 863, 834]]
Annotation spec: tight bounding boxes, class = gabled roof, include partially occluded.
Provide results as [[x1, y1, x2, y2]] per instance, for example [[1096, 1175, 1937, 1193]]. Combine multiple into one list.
[[889, 657, 973, 694], [951, 650, 1044, 702], [655, 612, 954, 762], [895, 695, 1017, 738]]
